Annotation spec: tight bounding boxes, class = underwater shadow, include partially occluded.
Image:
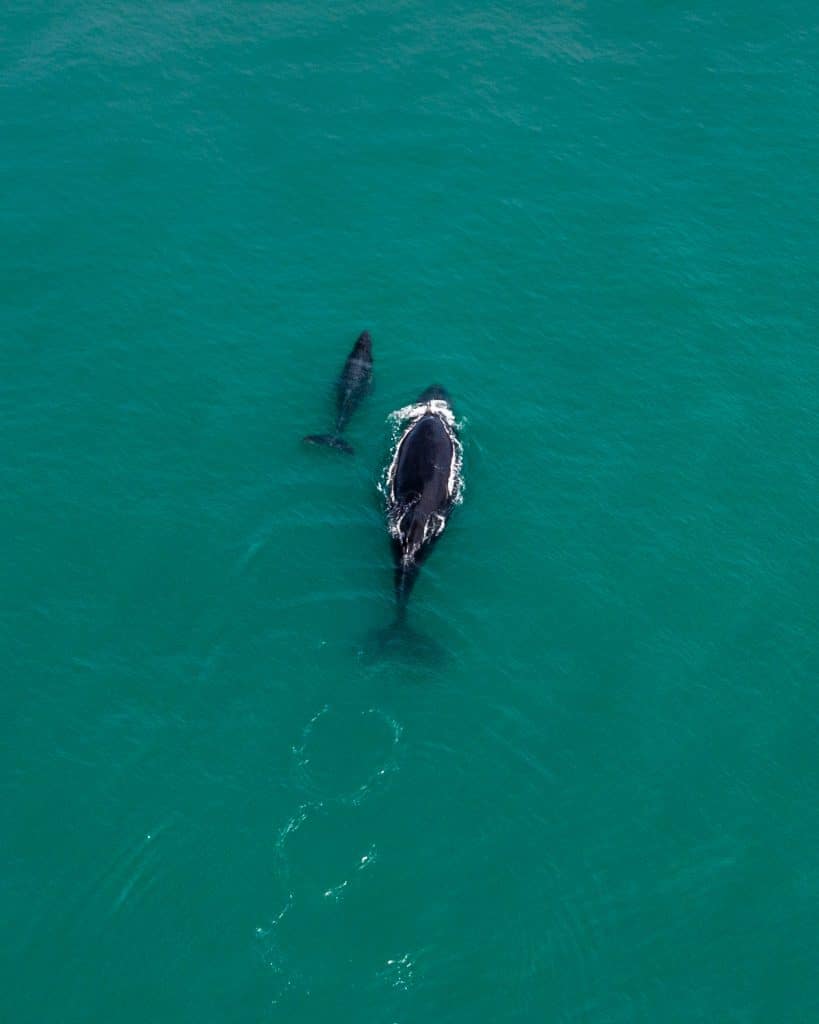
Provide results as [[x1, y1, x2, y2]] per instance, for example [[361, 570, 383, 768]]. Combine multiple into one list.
[[358, 621, 450, 670]]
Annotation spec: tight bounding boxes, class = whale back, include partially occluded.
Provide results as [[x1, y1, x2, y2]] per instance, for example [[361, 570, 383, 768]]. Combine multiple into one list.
[[387, 410, 459, 564], [393, 415, 453, 509], [335, 331, 373, 431]]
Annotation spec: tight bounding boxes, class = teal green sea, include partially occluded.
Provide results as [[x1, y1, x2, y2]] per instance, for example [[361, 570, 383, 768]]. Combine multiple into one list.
[[3, 3, 818, 1021]]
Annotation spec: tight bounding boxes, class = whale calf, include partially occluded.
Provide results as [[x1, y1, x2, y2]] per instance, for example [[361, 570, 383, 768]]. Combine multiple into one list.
[[383, 386, 463, 622], [304, 330, 373, 455]]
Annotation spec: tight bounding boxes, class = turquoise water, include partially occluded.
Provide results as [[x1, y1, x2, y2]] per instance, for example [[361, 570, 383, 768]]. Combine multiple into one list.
[[3, 2, 818, 1021]]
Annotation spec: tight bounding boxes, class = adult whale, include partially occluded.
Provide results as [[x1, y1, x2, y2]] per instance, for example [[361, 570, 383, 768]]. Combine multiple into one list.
[[383, 386, 463, 622], [304, 330, 373, 455]]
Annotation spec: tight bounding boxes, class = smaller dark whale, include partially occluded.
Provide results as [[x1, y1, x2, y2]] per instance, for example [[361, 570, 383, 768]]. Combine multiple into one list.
[[384, 386, 463, 623], [304, 330, 373, 455]]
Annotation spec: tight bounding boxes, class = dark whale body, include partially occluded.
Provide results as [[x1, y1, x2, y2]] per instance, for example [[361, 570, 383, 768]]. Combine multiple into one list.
[[384, 386, 462, 621], [304, 330, 373, 455]]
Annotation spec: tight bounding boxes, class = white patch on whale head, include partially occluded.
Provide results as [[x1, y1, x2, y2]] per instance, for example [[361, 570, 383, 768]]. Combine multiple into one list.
[[388, 398, 457, 428]]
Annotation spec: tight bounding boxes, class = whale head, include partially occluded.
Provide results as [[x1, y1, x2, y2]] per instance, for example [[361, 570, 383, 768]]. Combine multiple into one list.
[[354, 330, 372, 355], [416, 384, 450, 405]]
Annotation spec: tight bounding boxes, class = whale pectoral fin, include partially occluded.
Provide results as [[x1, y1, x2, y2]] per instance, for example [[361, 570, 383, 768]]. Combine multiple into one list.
[[303, 434, 355, 455]]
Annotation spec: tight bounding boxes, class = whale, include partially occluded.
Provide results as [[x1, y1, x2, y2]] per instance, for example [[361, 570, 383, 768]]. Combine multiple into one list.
[[304, 330, 373, 455], [383, 386, 463, 622]]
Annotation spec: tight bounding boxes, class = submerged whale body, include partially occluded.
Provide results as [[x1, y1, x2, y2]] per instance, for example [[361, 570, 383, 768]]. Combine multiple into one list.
[[304, 330, 373, 455], [383, 386, 463, 622]]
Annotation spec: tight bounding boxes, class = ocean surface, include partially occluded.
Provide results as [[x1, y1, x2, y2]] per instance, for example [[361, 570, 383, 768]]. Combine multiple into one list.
[[3, 3, 818, 1022]]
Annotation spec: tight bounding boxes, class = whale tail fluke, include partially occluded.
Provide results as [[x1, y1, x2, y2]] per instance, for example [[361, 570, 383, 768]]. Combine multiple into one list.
[[303, 433, 355, 455], [363, 614, 447, 667]]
